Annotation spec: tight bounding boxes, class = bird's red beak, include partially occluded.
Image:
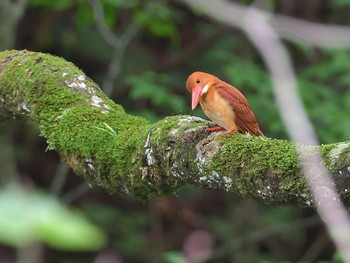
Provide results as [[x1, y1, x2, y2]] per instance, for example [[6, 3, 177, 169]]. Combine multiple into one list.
[[191, 85, 202, 110]]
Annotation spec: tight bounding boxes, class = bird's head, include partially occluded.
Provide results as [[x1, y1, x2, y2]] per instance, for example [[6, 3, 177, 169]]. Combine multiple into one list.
[[186, 71, 219, 110]]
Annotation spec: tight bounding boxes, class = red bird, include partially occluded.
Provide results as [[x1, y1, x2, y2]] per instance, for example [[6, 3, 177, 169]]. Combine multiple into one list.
[[186, 71, 263, 136]]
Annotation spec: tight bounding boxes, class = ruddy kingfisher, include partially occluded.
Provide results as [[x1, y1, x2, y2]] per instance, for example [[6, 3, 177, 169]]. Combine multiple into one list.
[[186, 71, 264, 136]]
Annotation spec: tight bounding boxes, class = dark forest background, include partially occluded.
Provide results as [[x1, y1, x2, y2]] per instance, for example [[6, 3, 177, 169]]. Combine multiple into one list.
[[1, 0, 350, 262]]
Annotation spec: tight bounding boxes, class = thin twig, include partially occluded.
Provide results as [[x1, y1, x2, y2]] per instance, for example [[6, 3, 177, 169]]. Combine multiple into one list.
[[180, 0, 350, 49], [88, 0, 121, 48], [298, 229, 329, 262], [61, 182, 92, 204], [207, 215, 320, 260], [88, 0, 160, 96], [50, 161, 69, 195]]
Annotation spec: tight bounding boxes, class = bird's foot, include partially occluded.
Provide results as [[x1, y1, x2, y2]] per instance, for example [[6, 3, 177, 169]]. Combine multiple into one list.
[[218, 128, 236, 135], [207, 126, 225, 132]]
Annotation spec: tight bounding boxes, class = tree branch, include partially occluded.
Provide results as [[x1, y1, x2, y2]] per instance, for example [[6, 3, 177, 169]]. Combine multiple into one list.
[[179, 0, 350, 49], [176, 1, 350, 260], [0, 50, 350, 205]]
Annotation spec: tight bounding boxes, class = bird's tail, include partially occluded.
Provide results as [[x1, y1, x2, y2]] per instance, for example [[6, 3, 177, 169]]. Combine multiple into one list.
[[256, 129, 264, 136]]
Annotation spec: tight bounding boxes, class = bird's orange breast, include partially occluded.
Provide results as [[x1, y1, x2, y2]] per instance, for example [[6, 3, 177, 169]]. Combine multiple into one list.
[[200, 87, 237, 131]]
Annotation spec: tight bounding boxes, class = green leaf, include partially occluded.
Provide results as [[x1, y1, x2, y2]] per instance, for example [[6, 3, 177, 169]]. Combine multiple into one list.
[[103, 0, 140, 8], [126, 72, 186, 114], [75, 0, 94, 27], [162, 251, 187, 263], [29, 0, 74, 10], [331, 0, 350, 7], [83, 203, 149, 257], [0, 184, 106, 250], [134, 3, 181, 43]]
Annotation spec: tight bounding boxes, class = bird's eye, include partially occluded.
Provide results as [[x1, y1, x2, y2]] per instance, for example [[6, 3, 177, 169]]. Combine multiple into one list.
[[196, 79, 200, 84]]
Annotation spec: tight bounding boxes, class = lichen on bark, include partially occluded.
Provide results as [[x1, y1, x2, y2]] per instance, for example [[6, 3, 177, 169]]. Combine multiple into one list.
[[1, 50, 350, 204]]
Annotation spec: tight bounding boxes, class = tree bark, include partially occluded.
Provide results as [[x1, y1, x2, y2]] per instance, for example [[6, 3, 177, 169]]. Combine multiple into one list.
[[0, 50, 349, 205]]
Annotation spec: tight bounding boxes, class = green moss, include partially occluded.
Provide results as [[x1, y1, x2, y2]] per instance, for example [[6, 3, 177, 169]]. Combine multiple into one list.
[[122, 115, 209, 199], [150, 116, 178, 141], [134, 116, 182, 196], [0, 50, 157, 197], [325, 142, 350, 170], [0, 50, 16, 59], [46, 101, 152, 194], [206, 135, 307, 204], [1, 51, 87, 118]]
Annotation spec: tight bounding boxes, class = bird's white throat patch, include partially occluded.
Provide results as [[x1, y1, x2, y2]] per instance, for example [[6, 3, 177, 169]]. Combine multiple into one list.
[[201, 83, 210, 95]]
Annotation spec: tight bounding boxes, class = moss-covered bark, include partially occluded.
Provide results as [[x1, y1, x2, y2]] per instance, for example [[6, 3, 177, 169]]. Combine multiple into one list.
[[1, 50, 350, 205]]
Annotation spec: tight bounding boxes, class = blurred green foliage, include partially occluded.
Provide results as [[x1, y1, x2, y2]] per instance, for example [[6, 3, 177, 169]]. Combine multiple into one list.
[[29, 0, 75, 10], [331, 0, 350, 7], [163, 251, 187, 263], [82, 203, 149, 260], [1, 0, 350, 262], [126, 71, 186, 120], [0, 184, 105, 250], [299, 50, 350, 142]]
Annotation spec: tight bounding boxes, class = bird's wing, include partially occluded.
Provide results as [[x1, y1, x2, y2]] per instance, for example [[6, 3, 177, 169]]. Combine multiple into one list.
[[215, 82, 263, 136]]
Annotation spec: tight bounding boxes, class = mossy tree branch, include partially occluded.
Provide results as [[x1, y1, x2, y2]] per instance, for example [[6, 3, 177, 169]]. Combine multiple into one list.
[[0, 50, 349, 205]]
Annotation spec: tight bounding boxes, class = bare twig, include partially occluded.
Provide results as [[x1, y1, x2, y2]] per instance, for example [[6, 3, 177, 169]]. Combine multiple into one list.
[[61, 182, 92, 204], [0, 0, 28, 180], [88, 0, 158, 96], [88, 0, 121, 48], [299, 229, 329, 262], [50, 162, 69, 195], [0, 0, 28, 50], [156, 26, 231, 71], [180, 0, 350, 49], [207, 215, 320, 260], [272, 14, 350, 48]]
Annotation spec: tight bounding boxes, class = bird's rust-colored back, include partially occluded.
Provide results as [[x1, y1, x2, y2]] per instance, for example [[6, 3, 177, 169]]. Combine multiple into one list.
[[215, 81, 263, 136], [186, 71, 264, 136]]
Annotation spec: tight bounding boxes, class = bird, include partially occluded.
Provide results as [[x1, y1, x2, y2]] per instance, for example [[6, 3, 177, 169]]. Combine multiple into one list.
[[186, 71, 264, 136]]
